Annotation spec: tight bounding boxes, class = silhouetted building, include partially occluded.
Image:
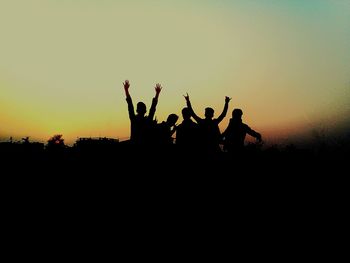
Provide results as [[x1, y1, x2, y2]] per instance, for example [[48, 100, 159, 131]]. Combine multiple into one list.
[[74, 137, 119, 151]]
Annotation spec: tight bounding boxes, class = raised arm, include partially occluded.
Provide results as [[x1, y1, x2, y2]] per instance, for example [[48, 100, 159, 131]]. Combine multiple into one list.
[[123, 80, 135, 120], [216, 96, 231, 123], [154, 83, 162, 100], [184, 93, 202, 123], [124, 80, 130, 98], [148, 83, 162, 120]]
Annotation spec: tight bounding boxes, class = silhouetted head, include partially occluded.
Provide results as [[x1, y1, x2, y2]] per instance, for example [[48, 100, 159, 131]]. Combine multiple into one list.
[[232, 108, 243, 120], [166, 113, 179, 126], [205, 107, 214, 119], [136, 102, 147, 116], [182, 107, 191, 120]]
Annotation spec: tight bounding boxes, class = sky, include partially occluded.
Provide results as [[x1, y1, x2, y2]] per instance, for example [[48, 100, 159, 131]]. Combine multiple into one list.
[[0, 0, 349, 145]]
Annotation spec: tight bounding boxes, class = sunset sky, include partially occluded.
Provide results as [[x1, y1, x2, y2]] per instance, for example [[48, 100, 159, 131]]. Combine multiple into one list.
[[1, 0, 349, 145]]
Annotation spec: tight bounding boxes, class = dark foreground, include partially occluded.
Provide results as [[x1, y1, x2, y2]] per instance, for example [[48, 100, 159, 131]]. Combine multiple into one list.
[[1, 141, 347, 183], [1, 141, 347, 247]]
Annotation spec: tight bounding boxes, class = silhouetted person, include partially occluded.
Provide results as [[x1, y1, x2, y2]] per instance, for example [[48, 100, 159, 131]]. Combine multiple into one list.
[[155, 113, 179, 145], [175, 107, 199, 151], [124, 80, 161, 145], [222, 108, 262, 154], [184, 93, 231, 154]]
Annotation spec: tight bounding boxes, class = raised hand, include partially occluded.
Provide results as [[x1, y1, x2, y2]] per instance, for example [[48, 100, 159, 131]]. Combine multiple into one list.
[[123, 80, 130, 91], [155, 83, 162, 94], [225, 96, 232, 103], [123, 80, 130, 97], [183, 93, 190, 101]]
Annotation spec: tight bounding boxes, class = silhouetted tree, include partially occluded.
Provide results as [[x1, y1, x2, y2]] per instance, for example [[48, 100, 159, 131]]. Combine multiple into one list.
[[47, 134, 65, 150]]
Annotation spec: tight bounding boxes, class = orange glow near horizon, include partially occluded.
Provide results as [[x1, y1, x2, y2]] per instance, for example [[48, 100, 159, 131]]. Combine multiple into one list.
[[1, 1, 349, 145]]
